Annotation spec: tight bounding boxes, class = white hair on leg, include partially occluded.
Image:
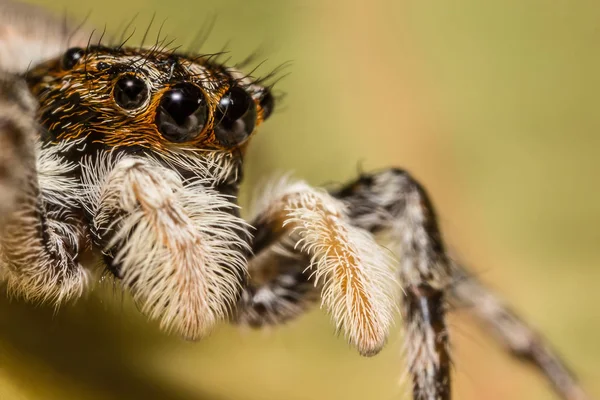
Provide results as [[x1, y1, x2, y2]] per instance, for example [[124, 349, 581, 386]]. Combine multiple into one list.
[[0, 132, 89, 305]]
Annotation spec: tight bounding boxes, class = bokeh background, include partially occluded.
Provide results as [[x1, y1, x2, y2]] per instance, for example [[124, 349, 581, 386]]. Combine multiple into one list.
[[1, 1, 599, 399]]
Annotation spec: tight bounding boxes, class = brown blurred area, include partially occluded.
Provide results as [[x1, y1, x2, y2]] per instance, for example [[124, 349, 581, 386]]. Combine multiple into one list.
[[0, 0, 598, 399]]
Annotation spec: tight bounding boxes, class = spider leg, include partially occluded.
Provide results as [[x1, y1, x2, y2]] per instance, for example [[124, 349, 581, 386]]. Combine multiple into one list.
[[449, 264, 592, 400], [0, 0, 93, 74], [238, 177, 400, 357], [0, 73, 34, 219], [233, 186, 322, 327], [333, 168, 453, 400], [238, 169, 590, 400], [236, 173, 451, 398], [82, 155, 250, 340], [0, 72, 89, 305], [233, 238, 318, 327], [334, 168, 590, 400]]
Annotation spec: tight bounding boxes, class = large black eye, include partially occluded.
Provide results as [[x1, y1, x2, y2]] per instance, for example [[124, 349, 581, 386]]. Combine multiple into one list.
[[214, 87, 257, 147], [156, 83, 208, 143], [62, 47, 85, 70], [114, 75, 149, 110]]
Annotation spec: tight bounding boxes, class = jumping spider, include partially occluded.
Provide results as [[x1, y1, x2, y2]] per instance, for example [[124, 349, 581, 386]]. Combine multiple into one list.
[[0, 2, 592, 400]]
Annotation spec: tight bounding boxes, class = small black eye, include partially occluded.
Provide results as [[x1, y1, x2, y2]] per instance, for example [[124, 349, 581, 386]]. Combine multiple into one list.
[[62, 47, 85, 70], [114, 75, 149, 110], [97, 62, 110, 71], [214, 87, 257, 147], [156, 83, 208, 143], [259, 89, 275, 120]]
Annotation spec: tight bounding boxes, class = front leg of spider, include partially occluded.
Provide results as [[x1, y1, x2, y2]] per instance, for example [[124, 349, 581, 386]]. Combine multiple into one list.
[[0, 72, 90, 305], [0, 73, 35, 220], [241, 168, 592, 400], [333, 169, 453, 400], [237, 173, 452, 398]]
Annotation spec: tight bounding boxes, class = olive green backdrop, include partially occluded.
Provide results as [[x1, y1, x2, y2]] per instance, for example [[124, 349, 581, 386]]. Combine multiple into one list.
[[1, 1, 598, 399]]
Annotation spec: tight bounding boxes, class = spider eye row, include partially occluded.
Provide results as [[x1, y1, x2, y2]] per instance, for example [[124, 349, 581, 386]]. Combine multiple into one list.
[[61, 47, 272, 147], [154, 83, 258, 146]]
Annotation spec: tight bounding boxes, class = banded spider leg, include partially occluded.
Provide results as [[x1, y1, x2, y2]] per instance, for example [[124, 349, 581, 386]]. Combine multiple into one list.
[[235, 171, 453, 400], [234, 168, 592, 400]]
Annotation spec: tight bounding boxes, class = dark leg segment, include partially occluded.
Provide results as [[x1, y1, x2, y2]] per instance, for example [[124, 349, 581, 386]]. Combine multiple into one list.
[[333, 168, 452, 400], [233, 203, 319, 327], [335, 167, 591, 400], [233, 238, 318, 327], [235, 167, 591, 400]]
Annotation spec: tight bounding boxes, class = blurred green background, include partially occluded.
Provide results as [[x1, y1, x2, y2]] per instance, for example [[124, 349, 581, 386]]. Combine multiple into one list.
[[1, 0, 598, 399]]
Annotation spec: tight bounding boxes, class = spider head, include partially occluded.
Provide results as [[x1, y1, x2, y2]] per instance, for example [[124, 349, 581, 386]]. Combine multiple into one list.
[[21, 46, 278, 337], [25, 45, 274, 184]]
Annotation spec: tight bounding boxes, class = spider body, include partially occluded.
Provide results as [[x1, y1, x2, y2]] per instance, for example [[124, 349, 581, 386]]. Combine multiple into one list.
[[0, 2, 592, 400]]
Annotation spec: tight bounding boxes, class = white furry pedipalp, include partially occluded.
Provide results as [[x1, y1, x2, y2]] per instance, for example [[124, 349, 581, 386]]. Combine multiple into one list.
[[252, 177, 399, 356], [81, 155, 250, 340]]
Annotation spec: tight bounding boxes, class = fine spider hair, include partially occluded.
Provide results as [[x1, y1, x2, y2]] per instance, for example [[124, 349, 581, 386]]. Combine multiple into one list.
[[0, 2, 592, 400], [83, 155, 250, 338], [248, 177, 400, 356]]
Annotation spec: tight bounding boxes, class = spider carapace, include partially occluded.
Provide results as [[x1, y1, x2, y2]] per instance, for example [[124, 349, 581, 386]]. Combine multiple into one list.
[[0, 4, 591, 400]]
